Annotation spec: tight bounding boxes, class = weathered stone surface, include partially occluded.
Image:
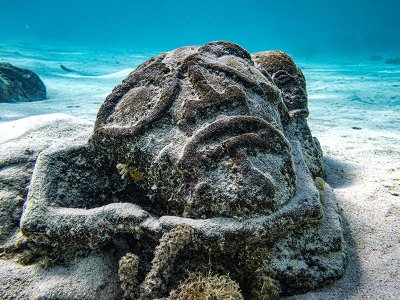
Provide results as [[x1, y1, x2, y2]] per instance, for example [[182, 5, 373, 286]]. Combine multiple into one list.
[[252, 51, 325, 178], [92, 42, 296, 218], [0, 115, 125, 300], [264, 181, 346, 295], [0, 63, 47, 103], [2, 42, 345, 299], [0, 251, 122, 300], [0, 114, 92, 248]]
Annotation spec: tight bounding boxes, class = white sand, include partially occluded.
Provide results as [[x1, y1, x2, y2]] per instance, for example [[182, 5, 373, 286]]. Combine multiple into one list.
[[284, 61, 400, 299], [285, 127, 400, 299]]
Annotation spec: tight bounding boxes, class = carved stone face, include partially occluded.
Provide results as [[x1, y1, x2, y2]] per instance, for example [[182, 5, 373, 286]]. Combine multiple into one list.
[[15, 42, 343, 300], [92, 42, 297, 218], [252, 51, 308, 115]]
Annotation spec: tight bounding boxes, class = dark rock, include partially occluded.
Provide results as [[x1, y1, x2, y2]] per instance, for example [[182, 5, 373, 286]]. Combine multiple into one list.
[[0, 63, 46, 103], [385, 57, 400, 65], [368, 55, 382, 61]]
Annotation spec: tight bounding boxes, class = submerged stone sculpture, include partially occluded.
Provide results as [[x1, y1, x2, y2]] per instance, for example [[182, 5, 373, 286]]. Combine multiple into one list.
[[252, 51, 325, 178], [2, 42, 345, 299], [0, 63, 47, 102]]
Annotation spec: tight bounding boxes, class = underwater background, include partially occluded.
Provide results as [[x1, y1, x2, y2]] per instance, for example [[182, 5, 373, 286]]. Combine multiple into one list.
[[1, 2, 400, 299], [0, 0, 399, 133], [1, 0, 400, 55]]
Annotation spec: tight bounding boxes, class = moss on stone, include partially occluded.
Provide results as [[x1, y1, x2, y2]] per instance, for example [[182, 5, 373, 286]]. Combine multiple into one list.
[[15, 249, 35, 265], [319, 193, 325, 203], [0, 234, 57, 269], [139, 224, 195, 299], [119, 253, 140, 300], [168, 272, 244, 300], [241, 247, 272, 272], [250, 274, 280, 300], [315, 177, 325, 190]]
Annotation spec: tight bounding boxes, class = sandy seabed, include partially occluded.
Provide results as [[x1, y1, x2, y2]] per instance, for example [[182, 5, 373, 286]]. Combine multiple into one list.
[[286, 129, 400, 299], [1, 41, 399, 299], [285, 62, 400, 299]]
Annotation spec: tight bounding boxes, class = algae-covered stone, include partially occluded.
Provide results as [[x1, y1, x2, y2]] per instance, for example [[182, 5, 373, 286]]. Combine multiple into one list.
[[138, 224, 194, 299], [263, 182, 346, 295], [315, 176, 325, 190], [0, 114, 92, 248], [2, 42, 346, 299], [249, 274, 279, 300], [92, 42, 296, 218], [252, 51, 325, 178], [119, 253, 140, 299]]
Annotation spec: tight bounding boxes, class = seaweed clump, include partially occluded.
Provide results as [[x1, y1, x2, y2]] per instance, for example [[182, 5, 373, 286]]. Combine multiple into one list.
[[168, 272, 244, 300], [249, 274, 279, 300], [119, 253, 140, 299], [139, 224, 195, 299]]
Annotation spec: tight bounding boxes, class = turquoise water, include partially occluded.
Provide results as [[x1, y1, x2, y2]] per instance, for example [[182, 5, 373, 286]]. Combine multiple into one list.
[[1, 1, 399, 55], [0, 1, 399, 132]]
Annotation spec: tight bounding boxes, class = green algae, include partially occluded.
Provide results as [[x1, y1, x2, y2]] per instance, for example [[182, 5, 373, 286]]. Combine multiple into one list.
[[168, 272, 244, 300], [315, 177, 325, 190]]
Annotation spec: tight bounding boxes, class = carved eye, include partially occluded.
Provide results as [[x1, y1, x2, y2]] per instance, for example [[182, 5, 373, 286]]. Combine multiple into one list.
[[292, 88, 304, 96], [272, 70, 292, 85]]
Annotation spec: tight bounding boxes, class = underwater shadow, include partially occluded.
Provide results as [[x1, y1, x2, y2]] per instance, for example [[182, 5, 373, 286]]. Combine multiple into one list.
[[336, 207, 363, 299], [323, 155, 358, 189]]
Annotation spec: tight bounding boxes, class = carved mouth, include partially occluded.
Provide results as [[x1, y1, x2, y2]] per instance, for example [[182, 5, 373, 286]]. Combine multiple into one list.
[[178, 115, 290, 168], [287, 87, 306, 103], [175, 115, 296, 217]]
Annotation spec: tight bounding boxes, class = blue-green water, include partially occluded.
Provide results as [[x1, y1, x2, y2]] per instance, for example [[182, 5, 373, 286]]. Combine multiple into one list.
[[1, 4, 399, 300], [1, 0, 399, 55], [0, 1, 399, 135]]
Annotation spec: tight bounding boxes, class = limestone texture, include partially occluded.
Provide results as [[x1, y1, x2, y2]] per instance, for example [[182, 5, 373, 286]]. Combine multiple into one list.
[[0, 63, 47, 103], [1, 42, 345, 299]]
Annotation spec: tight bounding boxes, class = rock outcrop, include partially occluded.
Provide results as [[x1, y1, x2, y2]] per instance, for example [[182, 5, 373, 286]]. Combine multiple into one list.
[[1, 42, 345, 300], [0, 63, 47, 103], [385, 57, 400, 65]]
